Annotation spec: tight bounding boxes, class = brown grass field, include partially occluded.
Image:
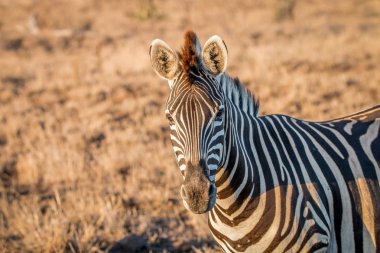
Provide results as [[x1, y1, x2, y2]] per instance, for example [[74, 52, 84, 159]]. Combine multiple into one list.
[[1, 0, 380, 252]]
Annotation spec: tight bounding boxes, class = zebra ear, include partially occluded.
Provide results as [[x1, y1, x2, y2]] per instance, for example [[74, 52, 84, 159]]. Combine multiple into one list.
[[202, 35, 228, 76], [150, 39, 181, 81]]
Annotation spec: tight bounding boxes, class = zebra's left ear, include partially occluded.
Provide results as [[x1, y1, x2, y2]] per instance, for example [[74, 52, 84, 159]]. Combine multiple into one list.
[[149, 39, 181, 81], [202, 35, 228, 76]]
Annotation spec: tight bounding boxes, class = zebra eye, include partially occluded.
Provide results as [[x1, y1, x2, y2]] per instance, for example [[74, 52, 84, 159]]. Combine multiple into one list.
[[166, 114, 175, 123], [215, 109, 224, 119]]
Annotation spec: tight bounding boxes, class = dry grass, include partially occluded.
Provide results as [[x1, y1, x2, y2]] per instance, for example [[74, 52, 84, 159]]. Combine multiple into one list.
[[0, 0, 379, 252]]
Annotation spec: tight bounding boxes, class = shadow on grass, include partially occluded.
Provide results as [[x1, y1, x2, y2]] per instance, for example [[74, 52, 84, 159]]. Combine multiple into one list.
[[109, 234, 217, 253]]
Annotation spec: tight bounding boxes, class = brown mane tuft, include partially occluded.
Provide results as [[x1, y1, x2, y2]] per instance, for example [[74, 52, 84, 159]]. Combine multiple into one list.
[[181, 30, 199, 73]]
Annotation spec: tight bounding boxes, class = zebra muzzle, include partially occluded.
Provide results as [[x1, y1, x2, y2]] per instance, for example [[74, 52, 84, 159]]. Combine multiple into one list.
[[180, 163, 217, 213]]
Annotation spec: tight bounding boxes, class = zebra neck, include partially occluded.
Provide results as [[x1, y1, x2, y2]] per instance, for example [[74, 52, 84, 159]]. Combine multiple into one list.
[[214, 102, 262, 213]]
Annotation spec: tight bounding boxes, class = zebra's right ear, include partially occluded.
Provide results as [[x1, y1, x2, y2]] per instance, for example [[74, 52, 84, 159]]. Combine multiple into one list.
[[149, 39, 181, 81], [202, 35, 228, 76]]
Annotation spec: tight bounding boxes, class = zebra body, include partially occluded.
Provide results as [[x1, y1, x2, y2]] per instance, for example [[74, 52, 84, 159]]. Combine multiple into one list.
[[149, 31, 380, 252], [209, 98, 380, 252]]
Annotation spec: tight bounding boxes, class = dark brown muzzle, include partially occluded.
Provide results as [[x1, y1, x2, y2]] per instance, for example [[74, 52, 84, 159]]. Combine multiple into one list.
[[180, 162, 216, 213]]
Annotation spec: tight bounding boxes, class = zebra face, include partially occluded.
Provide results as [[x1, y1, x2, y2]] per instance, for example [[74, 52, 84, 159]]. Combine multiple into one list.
[[166, 82, 225, 213], [150, 31, 228, 213]]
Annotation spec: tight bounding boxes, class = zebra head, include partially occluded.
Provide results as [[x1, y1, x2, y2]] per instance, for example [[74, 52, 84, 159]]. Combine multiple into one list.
[[149, 31, 228, 213]]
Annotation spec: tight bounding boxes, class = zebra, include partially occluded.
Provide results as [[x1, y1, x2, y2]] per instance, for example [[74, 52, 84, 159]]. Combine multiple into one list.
[[149, 30, 380, 252]]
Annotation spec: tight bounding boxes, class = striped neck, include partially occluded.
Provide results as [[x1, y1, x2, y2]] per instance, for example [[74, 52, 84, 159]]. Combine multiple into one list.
[[213, 90, 262, 216], [214, 74, 261, 207]]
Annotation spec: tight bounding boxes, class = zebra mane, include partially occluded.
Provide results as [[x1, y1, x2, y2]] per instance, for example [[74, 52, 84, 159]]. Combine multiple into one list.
[[180, 31, 201, 74], [220, 74, 260, 116]]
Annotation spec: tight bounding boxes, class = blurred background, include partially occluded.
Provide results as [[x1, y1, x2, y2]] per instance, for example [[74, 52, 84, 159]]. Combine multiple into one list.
[[0, 0, 379, 252]]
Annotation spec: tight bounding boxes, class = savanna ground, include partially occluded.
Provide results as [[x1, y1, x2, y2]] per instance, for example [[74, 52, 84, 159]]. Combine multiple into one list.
[[0, 0, 380, 252]]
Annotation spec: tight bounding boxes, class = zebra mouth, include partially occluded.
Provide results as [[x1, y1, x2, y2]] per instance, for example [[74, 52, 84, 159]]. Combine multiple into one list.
[[180, 183, 217, 214]]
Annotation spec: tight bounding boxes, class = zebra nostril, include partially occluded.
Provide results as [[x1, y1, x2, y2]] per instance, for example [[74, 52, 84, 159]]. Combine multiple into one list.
[[209, 184, 215, 196]]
